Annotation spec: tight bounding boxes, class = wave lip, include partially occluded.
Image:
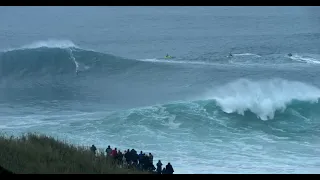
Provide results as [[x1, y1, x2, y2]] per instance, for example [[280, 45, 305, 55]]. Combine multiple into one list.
[[20, 39, 78, 49], [204, 78, 320, 120], [2, 40, 79, 52]]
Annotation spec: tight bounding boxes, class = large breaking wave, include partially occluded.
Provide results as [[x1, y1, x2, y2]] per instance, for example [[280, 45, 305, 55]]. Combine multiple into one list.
[[203, 79, 320, 120], [0, 40, 141, 78]]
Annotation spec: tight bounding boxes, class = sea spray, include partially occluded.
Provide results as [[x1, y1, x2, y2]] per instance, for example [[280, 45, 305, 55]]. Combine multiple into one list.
[[204, 78, 320, 120]]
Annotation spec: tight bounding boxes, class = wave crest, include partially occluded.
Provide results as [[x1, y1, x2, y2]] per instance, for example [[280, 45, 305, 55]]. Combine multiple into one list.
[[204, 79, 320, 120], [21, 39, 78, 49], [2, 40, 78, 52]]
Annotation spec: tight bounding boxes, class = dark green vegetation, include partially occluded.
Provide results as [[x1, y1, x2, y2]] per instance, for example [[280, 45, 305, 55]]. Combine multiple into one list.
[[0, 133, 148, 174]]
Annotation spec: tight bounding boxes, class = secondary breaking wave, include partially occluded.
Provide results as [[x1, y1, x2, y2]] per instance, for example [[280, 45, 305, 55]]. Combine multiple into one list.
[[107, 78, 320, 125], [107, 91, 320, 138]]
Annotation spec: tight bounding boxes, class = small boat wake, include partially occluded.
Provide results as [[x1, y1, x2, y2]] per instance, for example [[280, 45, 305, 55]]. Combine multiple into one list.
[[289, 54, 320, 64]]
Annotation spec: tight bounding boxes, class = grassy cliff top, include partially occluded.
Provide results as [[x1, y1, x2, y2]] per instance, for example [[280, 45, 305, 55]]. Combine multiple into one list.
[[0, 133, 148, 174]]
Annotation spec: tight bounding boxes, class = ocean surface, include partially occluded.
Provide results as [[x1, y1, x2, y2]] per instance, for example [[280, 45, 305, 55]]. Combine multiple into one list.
[[1, 6, 320, 173]]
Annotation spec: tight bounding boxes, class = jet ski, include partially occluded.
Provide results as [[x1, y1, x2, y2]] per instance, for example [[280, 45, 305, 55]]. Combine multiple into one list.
[[165, 54, 174, 59]]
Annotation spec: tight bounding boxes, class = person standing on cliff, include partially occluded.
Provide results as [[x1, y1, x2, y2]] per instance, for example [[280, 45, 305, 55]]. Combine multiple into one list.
[[149, 153, 153, 164], [138, 151, 144, 166], [165, 163, 174, 174], [90, 144, 97, 155], [162, 167, 167, 174], [156, 160, 163, 174], [130, 149, 138, 165], [105, 145, 112, 157], [125, 149, 131, 165], [111, 148, 118, 157]]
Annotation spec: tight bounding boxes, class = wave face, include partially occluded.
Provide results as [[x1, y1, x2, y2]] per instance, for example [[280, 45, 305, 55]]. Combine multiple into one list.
[[0, 42, 139, 78]]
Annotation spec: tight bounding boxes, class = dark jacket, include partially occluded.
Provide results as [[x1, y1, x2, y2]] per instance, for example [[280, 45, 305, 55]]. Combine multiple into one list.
[[166, 164, 174, 174]]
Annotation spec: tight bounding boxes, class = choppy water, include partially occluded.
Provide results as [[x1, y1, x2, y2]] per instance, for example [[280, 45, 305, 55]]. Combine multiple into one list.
[[1, 6, 320, 173]]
